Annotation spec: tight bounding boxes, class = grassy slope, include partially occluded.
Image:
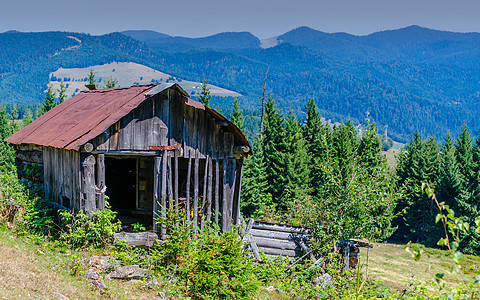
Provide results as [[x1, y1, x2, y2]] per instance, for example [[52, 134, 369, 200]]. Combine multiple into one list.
[[0, 227, 158, 300], [361, 242, 480, 292]]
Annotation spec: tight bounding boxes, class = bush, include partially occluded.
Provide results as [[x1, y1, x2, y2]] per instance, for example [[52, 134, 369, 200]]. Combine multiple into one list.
[[59, 206, 121, 249]]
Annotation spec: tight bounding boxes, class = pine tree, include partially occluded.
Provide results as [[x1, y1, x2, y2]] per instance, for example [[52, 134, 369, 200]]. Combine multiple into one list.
[[262, 97, 288, 208], [41, 84, 57, 114], [197, 79, 211, 106], [0, 107, 14, 172], [230, 97, 244, 132], [394, 132, 440, 244], [58, 80, 67, 103], [104, 76, 119, 89], [241, 138, 268, 216], [283, 109, 311, 200], [302, 98, 331, 198], [23, 109, 33, 127], [88, 68, 96, 85]]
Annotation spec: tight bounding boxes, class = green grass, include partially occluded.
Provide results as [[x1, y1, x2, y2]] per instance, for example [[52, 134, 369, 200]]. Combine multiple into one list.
[[0, 226, 159, 299], [360, 242, 480, 292]]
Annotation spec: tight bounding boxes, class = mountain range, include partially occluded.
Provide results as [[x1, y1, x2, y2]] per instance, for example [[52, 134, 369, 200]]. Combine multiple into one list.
[[2, 25, 480, 142]]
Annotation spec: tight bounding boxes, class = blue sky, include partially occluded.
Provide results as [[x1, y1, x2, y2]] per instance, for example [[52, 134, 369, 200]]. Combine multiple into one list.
[[2, 0, 480, 38]]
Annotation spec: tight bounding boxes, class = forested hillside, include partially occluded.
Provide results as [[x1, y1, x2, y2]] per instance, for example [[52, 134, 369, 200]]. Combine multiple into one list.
[[2, 27, 480, 142]]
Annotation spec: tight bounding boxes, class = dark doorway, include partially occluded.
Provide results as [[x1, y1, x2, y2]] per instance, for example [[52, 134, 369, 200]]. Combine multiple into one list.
[[105, 156, 136, 210]]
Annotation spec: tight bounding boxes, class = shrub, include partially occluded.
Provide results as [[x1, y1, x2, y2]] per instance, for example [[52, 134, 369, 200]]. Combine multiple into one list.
[[59, 206, 121, 249]]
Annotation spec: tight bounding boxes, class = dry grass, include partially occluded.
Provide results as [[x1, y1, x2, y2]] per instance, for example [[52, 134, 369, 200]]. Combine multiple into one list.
[[360, 242, 480, 291], [0, 228, 160, 299]]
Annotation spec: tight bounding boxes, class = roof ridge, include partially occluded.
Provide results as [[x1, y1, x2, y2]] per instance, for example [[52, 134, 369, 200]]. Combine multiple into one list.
[[80, 83, 158, 93]]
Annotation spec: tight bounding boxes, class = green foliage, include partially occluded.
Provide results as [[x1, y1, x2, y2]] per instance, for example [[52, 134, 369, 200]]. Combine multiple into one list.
[[197, 79, 211, 106], [41, 83, 57, 114], [131, 222, 145, 232], [87, 68, 96, 85], [104, 76, 119, 89], [22, 108, 33, 126], [229, 96, 244, 131], [0, 107, 15, 173], [145, 208, 260, 299], [57, 80, 67, 103], [59, 206, 121, 249]]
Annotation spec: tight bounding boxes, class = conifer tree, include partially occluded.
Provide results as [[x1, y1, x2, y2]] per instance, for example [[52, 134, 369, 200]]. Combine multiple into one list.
[[241, 138, 268, 216], [197, 79, 211, 106], [230, 97, 244, 132], [395, 132, 440, 244], [283, 109, 311, 200], [41, 84, 57, 114], [23, 109, 33, 127], [58, 80, 67, 103], [88, 68, 96, 85], [302, 98, 331, 198], [0, 107, 14, 172], [104, 76, 119, 89], [262, 97, 288, 207]]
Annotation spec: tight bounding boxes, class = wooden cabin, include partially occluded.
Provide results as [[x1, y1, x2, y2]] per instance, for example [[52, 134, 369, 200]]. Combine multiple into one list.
[[6, 83, 251, 236]]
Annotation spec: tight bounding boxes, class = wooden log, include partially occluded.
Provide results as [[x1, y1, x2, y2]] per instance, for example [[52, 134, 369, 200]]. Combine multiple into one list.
[[249, 229, 309, 241], [186, 149, 192, 223], [81, 155, 96, 214], [252, 222, 310, 234], [161, 150, 168, 239], [257, 247, 299, 258], [15, 150, 43, 164], [153, 156, 161, 232], [96, 153, 105, 210], [296, 238, 317, 261], [222, 156, 228, 232], [201, 156, 208, 229], [214, 159, 220, 224], [115, 232, 163, 248], [252, 236, 300, 251], [206, 156, 213, 222], [167, 152, 173, 208], [232, 158, 243, 225], [193, 149, 199, 228], [174, 150, 179, 214]]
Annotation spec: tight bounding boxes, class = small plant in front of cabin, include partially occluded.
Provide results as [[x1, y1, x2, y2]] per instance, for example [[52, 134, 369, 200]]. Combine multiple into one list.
[[59, 205, 121, 249], [132, 222, 146, 232], [23, 162, 42, 180]]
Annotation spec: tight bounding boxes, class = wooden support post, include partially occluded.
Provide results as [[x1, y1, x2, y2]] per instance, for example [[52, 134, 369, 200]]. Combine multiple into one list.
[[193, 149, 199, 229], [174, 150, 179, 214], [222, 157, 228, 232], [206, 156, 213, 222], [232, 158, 243, 225], [95, 153, 105, 210], [153, 156, 161, 232], [167, 152, 173, 208], [161, 150, 168, 239], [81, 155, 96, 214], [215, 159, 219, 224], [186, 150, 192, 223], [201, 156, 208, 229]]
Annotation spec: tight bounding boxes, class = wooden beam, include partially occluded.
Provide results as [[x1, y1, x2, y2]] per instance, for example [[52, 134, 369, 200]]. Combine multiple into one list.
[[222, 156, 228, 232], [160, 150, 168, 239], [149, 144, 181, 151], [186, 150, 192, 223], [232, 158, 243, 225], [153, 156, 161, 232], [95, 153, 105, 210], [201, 156, 208, 229], [81, 155, 96, 214], [214, 159, 220, 224], [206, 156, 213, 222], [193, 149, 199, 229], [167, 152, 173, 208], [174, 150, 179, 214]]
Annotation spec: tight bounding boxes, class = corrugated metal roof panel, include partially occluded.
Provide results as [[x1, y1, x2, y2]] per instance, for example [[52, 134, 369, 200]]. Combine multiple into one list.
[[6, 83, 251, 154]]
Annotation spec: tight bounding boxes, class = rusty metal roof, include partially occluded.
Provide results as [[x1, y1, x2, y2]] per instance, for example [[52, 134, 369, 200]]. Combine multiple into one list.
[[6, 83, 251, 153]]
